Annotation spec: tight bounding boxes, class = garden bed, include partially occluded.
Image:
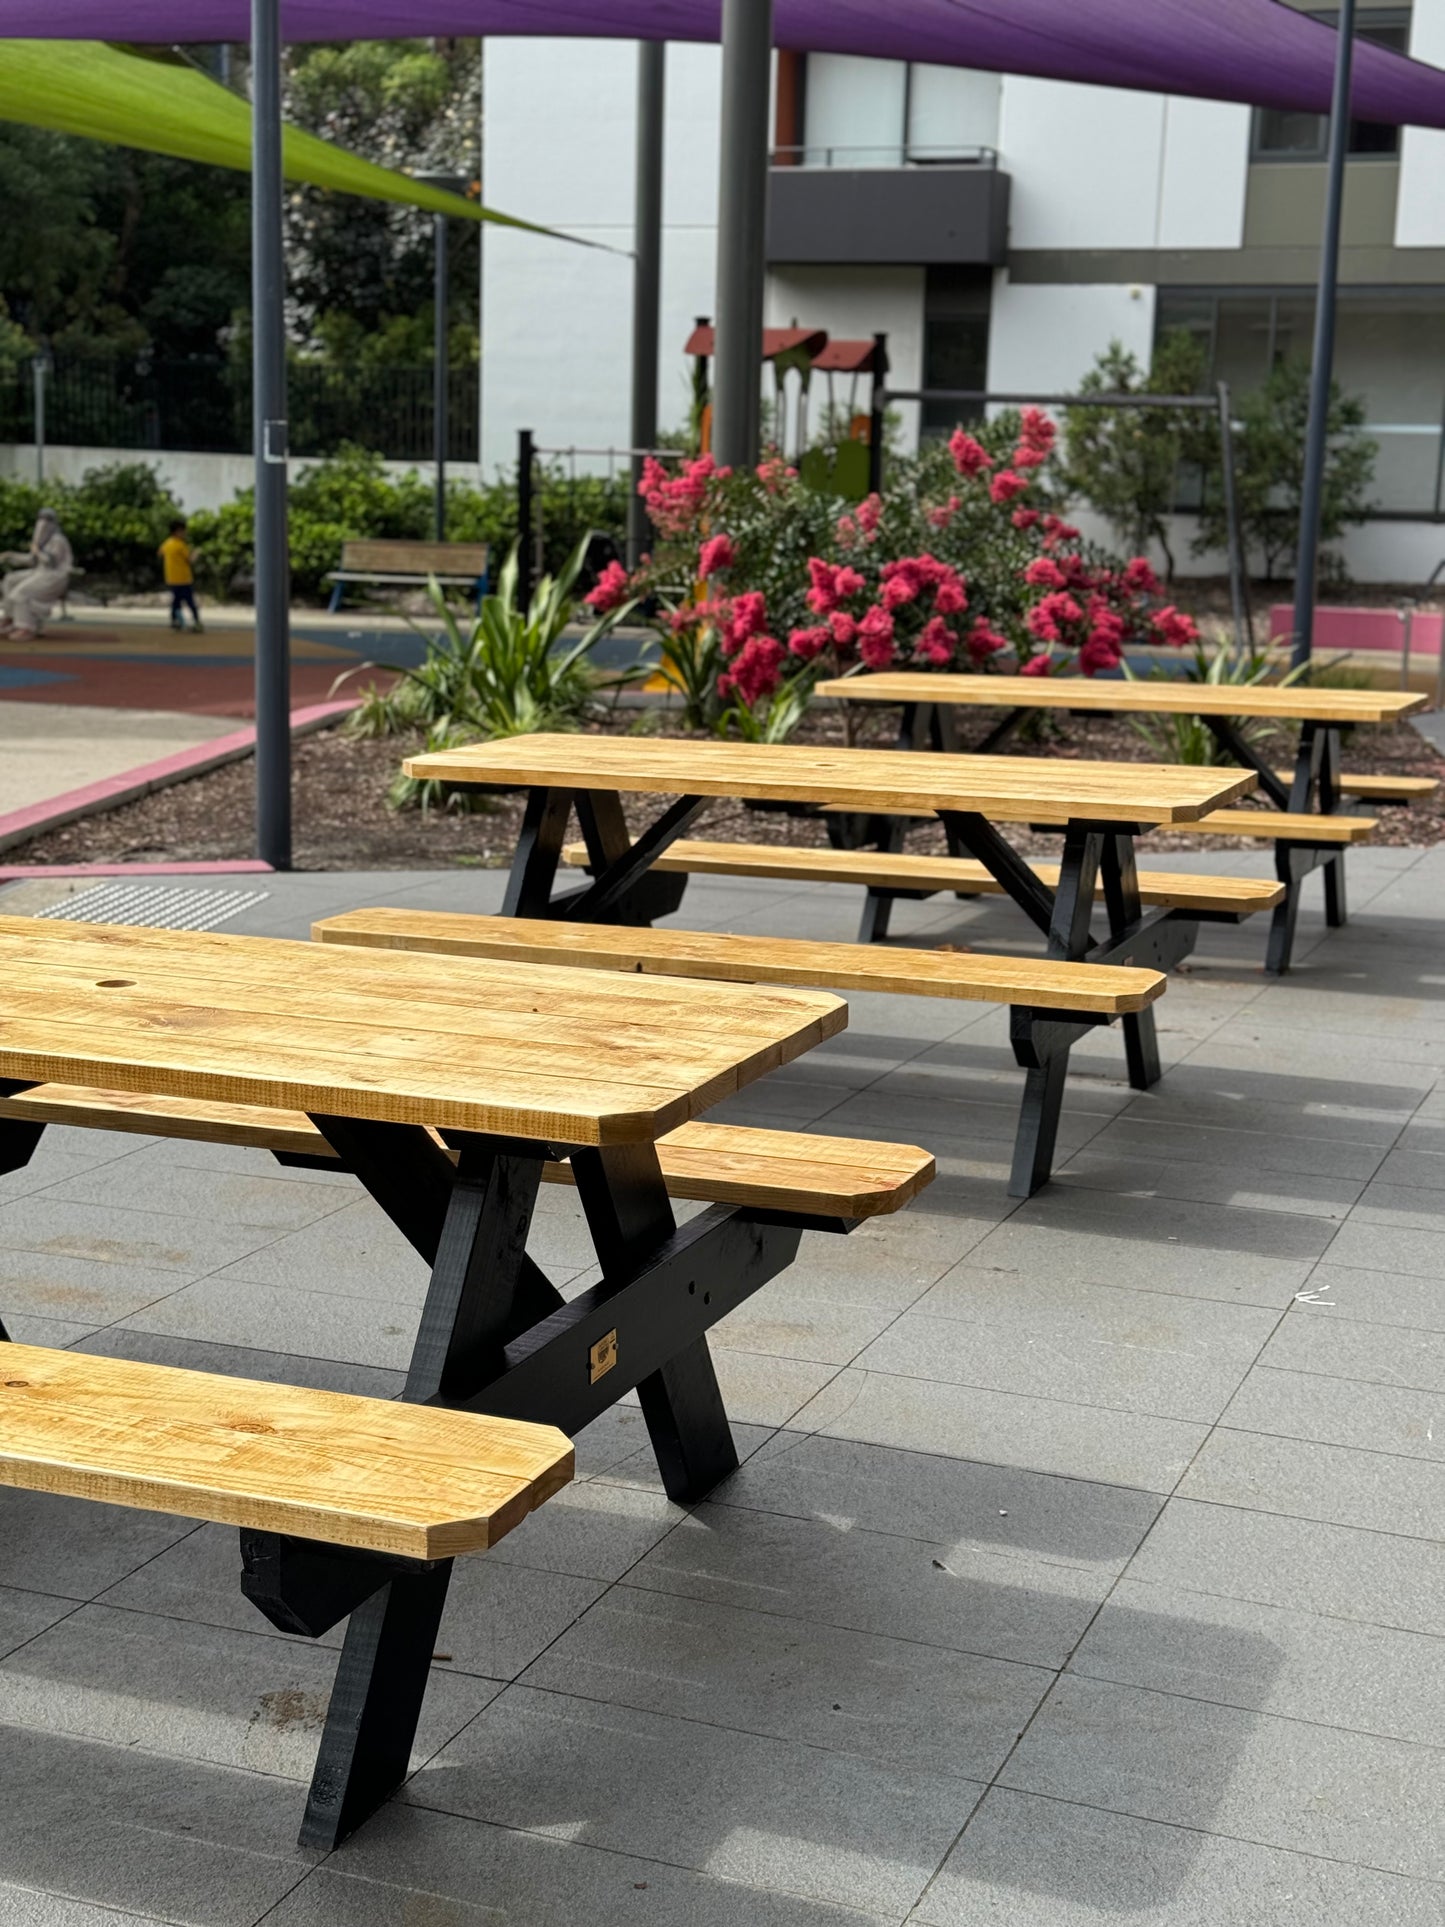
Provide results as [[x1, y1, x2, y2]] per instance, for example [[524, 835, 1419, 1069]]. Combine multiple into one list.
[[9, 700, 1444, 872]]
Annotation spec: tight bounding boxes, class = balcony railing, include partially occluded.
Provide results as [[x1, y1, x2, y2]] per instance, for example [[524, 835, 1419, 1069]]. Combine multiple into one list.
[[770, 143, 999, 170]]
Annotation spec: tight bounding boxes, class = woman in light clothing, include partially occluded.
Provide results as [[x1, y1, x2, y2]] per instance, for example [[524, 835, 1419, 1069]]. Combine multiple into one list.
[[0, 508, 74, 640]]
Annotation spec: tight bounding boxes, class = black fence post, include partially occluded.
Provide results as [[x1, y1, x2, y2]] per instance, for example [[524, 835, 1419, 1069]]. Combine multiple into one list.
[[867, 332, 888, 496], [517, 428, 535, 612]]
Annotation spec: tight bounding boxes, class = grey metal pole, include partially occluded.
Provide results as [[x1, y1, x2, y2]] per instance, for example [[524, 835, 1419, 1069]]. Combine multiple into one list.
[[628, 40, 666, 570], [252, 0, 292, 869], [1291, 0, 1357, 672], [1216, 382, 1252, 654], [434, 211, 448, 541], [712, 0, 773, 469], [32, 354, 46, 487]]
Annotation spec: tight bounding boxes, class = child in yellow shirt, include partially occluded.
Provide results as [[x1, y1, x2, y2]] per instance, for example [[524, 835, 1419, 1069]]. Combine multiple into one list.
[[158, 519, 203, 632]]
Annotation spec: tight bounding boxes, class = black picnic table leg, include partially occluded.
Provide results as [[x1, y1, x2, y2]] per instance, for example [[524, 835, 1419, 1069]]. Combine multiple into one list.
[[1100, 834, 1162, 1091], [0, 1096, 45, 1340], [1257, 721, 1350, 974], [1008, 821, 1105, 1193], [571, 1141, 738, 1501], [293, 1126, 551, 1852], [501, 784, 574, 917]]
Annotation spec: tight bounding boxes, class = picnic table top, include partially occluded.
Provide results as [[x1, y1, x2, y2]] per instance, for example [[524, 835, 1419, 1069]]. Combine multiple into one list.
[[813, 671, 1428, 726], [403, 732, 1256, 825], [0, 918, 844, 1146]]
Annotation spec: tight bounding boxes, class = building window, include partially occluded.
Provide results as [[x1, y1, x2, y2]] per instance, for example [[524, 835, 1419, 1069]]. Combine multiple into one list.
[[1156, 288, 1445, 516], [1252, 13, 1410, 160], [921, 267, 991, 437]]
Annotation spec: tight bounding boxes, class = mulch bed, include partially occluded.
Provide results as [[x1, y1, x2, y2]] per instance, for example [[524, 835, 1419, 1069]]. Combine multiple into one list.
[[10, 700, 1445, 871]]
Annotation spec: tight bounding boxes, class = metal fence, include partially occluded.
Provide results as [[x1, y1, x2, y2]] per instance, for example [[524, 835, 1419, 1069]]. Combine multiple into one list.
[[0, 356, 480, 462]]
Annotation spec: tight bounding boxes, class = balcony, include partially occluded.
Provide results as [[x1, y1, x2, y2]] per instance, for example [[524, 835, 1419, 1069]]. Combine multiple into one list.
[[766, 146, 1010, 268]]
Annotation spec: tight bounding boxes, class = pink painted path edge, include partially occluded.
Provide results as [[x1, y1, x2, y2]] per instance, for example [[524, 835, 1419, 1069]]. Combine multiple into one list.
[[0, 699, 356, 859]]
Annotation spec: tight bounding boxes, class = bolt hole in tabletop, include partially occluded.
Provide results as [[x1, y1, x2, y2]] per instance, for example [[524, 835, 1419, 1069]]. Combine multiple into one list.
[[814, 672, 1432, 973], [390, 733, 1257, 1192], [0, 914, 931, 1849]]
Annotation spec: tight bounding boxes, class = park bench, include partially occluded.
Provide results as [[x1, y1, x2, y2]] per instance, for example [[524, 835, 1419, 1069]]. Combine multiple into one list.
[[0, 915, 932, 1850], [309, 905, 1171, 1197], [815, 670, 1431, 971], [325, 538, 489, 612]]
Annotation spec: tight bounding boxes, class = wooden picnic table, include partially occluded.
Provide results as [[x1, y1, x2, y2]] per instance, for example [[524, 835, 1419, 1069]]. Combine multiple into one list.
[[814, 672, 1431, 971], [404, 731, 1254, 1156], [0, 914, 847, 1849]]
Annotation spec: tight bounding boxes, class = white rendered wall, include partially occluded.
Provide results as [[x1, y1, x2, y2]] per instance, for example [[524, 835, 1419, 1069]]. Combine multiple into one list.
[[1396, 0, 1445, 247], [1156, 98, 1250, 248], [480, 38, 722, 475], [985, 279, 1157, 401], [803, 54, 907, 163], [907, 64, 1000, 155]]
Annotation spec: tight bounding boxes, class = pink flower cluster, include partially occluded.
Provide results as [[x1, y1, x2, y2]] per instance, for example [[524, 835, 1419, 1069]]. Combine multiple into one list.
[[802, 551, 974, 672], [584, 560, 632, 613], [638, 453, 731, 537], [1017, 548, 1197, 676]]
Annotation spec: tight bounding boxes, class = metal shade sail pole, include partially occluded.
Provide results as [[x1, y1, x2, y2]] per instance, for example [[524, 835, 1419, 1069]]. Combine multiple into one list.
[[251, 0, 292, 869], [1291, 0, 1357, 673], [628, 39, 666, 570], [434, 210, 449, 540], [712, 0, 773, 469]]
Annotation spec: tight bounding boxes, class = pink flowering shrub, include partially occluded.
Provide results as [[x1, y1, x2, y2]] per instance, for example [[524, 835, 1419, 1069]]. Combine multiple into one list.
[[610, 413, 1197, 735]]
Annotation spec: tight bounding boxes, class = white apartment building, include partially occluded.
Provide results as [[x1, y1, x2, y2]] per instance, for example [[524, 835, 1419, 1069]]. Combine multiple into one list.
[[481, 0, 1445, 580]]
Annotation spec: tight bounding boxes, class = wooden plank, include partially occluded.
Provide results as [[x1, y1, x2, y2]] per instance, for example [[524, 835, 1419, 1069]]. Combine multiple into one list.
[[814, 671, 1428, 726], [0, 919, 844, 1147], [0, 1344, 572, 1560], [1155, 810, 1377, 844], [340, 540, 488, 574], [1269, 770, 1437, 801], [400, 732, 1257, 824], [314, 905, 1168, 1013], [0, 1087, 935, 1218], [542, 840, 1284, 916]]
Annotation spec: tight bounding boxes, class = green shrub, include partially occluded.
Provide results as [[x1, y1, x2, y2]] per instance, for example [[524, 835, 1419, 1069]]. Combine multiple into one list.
[[0, 461, 182, 591]]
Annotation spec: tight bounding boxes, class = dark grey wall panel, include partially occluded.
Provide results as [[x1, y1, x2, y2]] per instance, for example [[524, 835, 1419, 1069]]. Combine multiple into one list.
[[767, 166, 1010, 266]]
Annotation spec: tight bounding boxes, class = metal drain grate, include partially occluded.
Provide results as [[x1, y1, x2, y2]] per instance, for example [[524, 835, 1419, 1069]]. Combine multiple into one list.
[[36, 882, 272, 932]]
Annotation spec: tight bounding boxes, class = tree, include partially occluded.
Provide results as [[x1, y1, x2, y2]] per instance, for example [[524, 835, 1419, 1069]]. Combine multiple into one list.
[[1062, 331, 1216, 578], [1194, 356, 1376, 582], [280, 40, 482, 359]]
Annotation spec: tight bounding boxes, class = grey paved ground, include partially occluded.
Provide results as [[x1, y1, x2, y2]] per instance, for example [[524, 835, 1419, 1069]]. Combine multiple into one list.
[[0, 844, 1443, 1925]]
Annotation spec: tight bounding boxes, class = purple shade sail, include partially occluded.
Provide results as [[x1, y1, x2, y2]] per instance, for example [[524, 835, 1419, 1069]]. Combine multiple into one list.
[[7, 0, 1445, 128]]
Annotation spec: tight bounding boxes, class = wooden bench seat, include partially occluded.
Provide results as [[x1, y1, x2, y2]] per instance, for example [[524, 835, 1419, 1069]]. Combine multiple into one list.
[[1270, 771, 1437, 804], [551, 839, 1285, 919], [325, 538, 489, 612], [0, 1085, 935, 1221], [1155, 809, 1377, 844], [0, 1343, 572, 1560], [315, 904, 1167, 1012]]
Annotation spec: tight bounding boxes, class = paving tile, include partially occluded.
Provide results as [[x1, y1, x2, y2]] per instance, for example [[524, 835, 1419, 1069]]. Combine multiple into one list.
[[42, 1154, 356, 1234], [711, 1284, 899, 1366], [485, 1477, 685, 1582], [1259, 1307, 1445, 1389], [1126, 1496, 1445, 1637], [1220, 1365, 1445, 1461], [1372, 1147, 1445, 1190], [0, 1488, 195, 1599], [1288, 1259, 1445, 1331], [1052, 1150, 1364, 1221], [0, 1723, 314, 1924], [74, 1324, 406, 1397], [915, 1784, 1445, 1926], [694, 1346, 842, 1429], [1321, 1219, 1445, 1279], [269, 1811, 897, 1924], [1071, 1574, 1445, 1747], [1117, 1083, 1412, 1147], [1179, 1426, 1445, 1538], [522, 1582, 1050, 1778], [958, 1214, 1318, 1311], [713, 1431, 1161, 1572], [435, 1558, 608, 1680], [0, 1247, 196, 1327], [0, 1194, 281, 1274], [1002, 1672, 1445, 1882], [626, 1499, 1112, 1670], [0, 1885, 168, 1927], [2, 1311, 103, 1346], [410, 1684, 982, 1917], [117, 1273, 420, 1371], [1347, 1179, 1445, 1228], [204, 1195, 430, 1300], [879, 1280, 1275, 1421], [0, 1147, 144, 1206], [1075, 1115, 1385, 1183], [791, 1369, 1208, 1494], [0, 1602, 497, 1780], [0, 1585, 77, 1659], [97, 1523, 333, 1645]]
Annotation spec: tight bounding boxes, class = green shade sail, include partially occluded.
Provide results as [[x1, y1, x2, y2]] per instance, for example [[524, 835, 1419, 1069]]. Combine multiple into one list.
[[0, 39, 559, 237]]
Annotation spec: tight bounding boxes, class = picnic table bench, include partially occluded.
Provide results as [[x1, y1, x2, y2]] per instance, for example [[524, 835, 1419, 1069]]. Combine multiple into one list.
[[0, 915, 929, 1850], [325, 537, 489, 612], [396, 733, 1265, 1194], [815, 671, 1433, 972]]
